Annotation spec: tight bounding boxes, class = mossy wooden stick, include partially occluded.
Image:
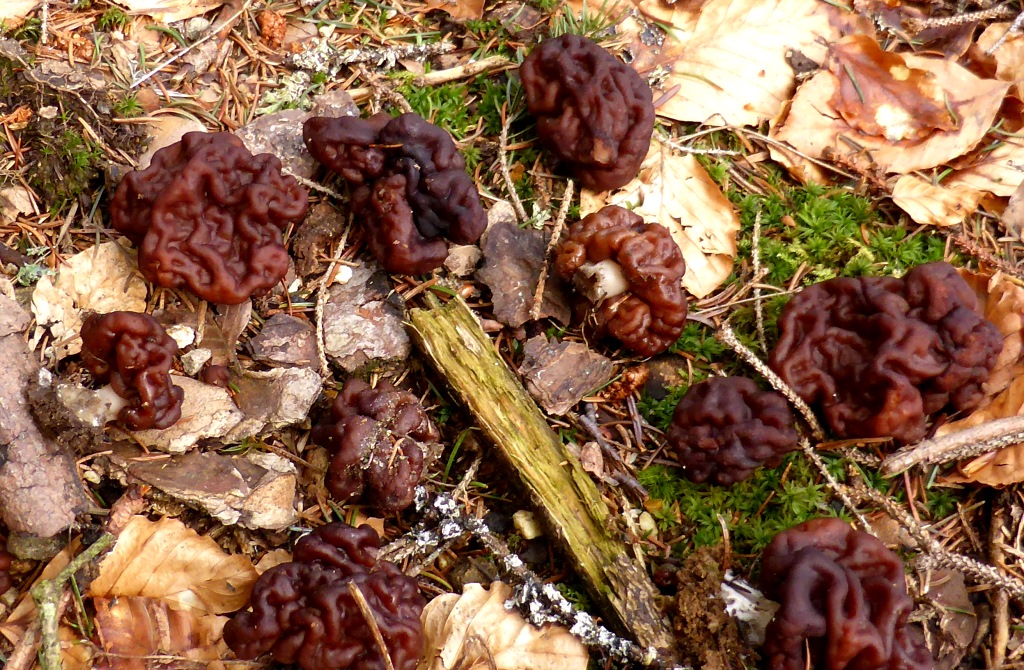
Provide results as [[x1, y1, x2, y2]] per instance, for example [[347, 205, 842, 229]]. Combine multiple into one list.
[[410, 296, 677, 659]]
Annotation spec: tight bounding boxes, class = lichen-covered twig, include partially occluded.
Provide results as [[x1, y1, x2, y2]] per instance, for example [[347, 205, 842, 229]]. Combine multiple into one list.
[[499, 103, 528, 223], [289, 41, 453, 78], [751, 208, 767, 352], [413, 56, 514, 87], [881, 415, 1024, 475], [800, 439, 870, 531], [530, 180, 574, 321], [716, 323, 825, 439]]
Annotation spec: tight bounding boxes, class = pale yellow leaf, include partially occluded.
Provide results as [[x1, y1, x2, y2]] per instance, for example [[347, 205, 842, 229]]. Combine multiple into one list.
[[582, 140, 739, 298], [112, 0, 224, 23], [0, 1, 38, 20], [89, 516, 258, 615], [890, 175, 983, 226], [418, 582, 589, 670], [945, 138, 1024, 198], [646, 0, 851, 126], [424, 0, 484, 19], [977, 23, 1024, 100], [770, 56, 1008, 178]]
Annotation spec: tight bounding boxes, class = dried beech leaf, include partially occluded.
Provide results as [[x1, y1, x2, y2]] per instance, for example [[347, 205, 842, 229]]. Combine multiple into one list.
[[976, 23, 1024, 100], [423, 0, 484, 19], [418, 582, 589, 670], [936, 270, 1024, 485], [582, 140, 739, 298], [634, 0, 854, 126], [89, 516, 258, 615], [0, 1, 38, 20], [30, 241, 148, 359], [0, 539, 80, 645], [93, 596, 228, 670], [770, 55, 1008, 180], [112, 0, 224, 23], [944, 138, 1024, 199], [827, 35, 955, 142], [890, 174, 983, 226]]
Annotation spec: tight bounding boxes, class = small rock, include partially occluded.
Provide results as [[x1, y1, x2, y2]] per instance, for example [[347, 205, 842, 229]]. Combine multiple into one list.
[[520, 336, 615, 415], [322, 262, 410, 372], [476, 205, 571, 327], [512, 510, 543, 540], [131, 376, 245, 454], [310, 89, 359, 118], [250, 313, 318, 369], [180, 348, 212, 376], [227, 367, 323, 440], [444, 245, 482, 277], [235, 108, 316, 180]]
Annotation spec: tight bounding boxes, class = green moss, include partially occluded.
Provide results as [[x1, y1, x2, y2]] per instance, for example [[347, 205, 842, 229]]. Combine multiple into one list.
[[97, 7, 130, 31], [398, 81, 477, 140]]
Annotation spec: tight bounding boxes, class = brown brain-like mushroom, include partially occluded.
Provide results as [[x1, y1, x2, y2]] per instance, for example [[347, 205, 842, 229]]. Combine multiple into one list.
[[554, 205, 687, 356], [80, 311, 184, 431], [110, 131, 309, 305], [0, 534, 12, 594], [760, 518, 933, 670], [520, 34, 655, 191], [666, 377, 799, 485], [769, 262, 1002, 444], [223, 523, 425, 670], [310, 379, 440, 512], [303, 112, 486, 274]]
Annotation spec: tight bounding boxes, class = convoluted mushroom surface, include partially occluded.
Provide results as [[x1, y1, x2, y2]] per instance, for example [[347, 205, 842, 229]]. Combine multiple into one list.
[[769, 262, 1002, 444], [303, 112, 486, 274], [520, 34, 655, 191], [554, 205, 687, 356], [760, 518, 933, 670], [310, 379, 440, 512], [0, 534, 12, 593], [80, 311, 184, 431], [666, 377, 799, 484], [223, 523, 425, 670], [110, 131, 309, 305]]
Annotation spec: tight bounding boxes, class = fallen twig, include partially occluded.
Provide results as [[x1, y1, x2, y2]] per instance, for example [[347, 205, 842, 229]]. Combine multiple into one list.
[[530, 180, 574, 321], [881, 415, 1024, 475]]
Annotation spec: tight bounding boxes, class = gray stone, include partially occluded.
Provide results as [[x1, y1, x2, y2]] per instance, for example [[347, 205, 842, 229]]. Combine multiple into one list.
[[323, 263, 410, 372], [235, 108, 316, 179], [250, 313, 318, 369]]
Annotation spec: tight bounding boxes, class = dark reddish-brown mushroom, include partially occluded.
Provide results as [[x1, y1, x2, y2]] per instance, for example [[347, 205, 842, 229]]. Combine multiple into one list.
[[769, 262, 1002, 444], [554, 205, 687, 356], [110, 131, 309, 305], [760, 518, 933, 670], [223, 523, 425, 670], [520, 34, 655, 191], [666, 376, 799, 484], [80, 311, 184, 431], [310, 379, 440, 513], [303, 112, 486, 275], [0, 534, 12, 594]]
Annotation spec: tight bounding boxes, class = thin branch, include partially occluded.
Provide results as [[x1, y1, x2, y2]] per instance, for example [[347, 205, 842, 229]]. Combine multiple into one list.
[[530, 180, 574, 321], [881, 415, 1024, 475], [751, 207, 767, 352], [499, 103, 528, 223], [348, 582, 396, 670]]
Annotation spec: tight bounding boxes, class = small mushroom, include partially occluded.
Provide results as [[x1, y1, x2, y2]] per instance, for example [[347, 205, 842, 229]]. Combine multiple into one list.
[[80, 311, 184, 431], [554, 205, 687, 356], [310, 379, 440, 512], [0, 534, 12, 594], [666, 376, 799, 485], [223, 523, 425, 670], [769, 262, 1002, 443], [109, 131, 309, 305], [303, 112, 486, 274], [520, 34, 655, 191], [760, 518, 933, 670]]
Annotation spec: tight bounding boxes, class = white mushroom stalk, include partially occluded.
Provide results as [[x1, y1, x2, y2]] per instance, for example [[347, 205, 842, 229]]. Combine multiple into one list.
[[573, 259, 630, 304]]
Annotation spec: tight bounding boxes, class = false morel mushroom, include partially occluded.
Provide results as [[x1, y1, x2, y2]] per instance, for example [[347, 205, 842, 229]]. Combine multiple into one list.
[[760, 518, 933, 670], [80, 311, 184, 431], [303, 112, 486, 274], [520, 34, 655, 191], [0, 534, 12, 594], [310, 379, 440, 513], [554, 205, 687, 356], [223, 523, 425, 670], [769, 262, 1002, 443], [666, 376, 799, 485], [110, 131, 309, 305]]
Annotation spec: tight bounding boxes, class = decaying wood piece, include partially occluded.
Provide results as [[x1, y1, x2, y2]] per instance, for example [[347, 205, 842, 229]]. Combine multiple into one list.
[[409, 296, 678, 661], [0, 293, 87, 539]]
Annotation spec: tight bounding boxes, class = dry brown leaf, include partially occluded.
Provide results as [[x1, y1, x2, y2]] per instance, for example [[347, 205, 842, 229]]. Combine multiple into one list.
[[637, 0, 855, 125], [581, 139, 739, 298], [944, 138, 1024, 199], [424, 0, 484, 19], [418, 582, 589, 670], [827, 34, 955, 142], [770, 54, 1009, 180], [112, 0, 224, 23], [935, 270, 1024, 485], [977, 23, 1024, 100], [0, 539, 80, 645], [88, 516, 258, 615], [93, 596, 228, 670], [890, 175, 984, 226]]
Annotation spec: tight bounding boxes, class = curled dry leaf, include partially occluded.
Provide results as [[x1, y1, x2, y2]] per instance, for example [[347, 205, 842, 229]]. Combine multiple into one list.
[[88, 515, 258, 615], [112, 0, 225, 23], [770, 46, 1008, 182], [93, 596, 229, 670], [625, 0, 857, 126], [890, 175, 984, 227], [977, 23, 1024, 101], [581, 139, 739, 298], [827, 34, 955, 142], [418, 582, 589, 670], [936, 270, 1024, 485], [424, 0, 484, 20], [30, 241, 148, 359]]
